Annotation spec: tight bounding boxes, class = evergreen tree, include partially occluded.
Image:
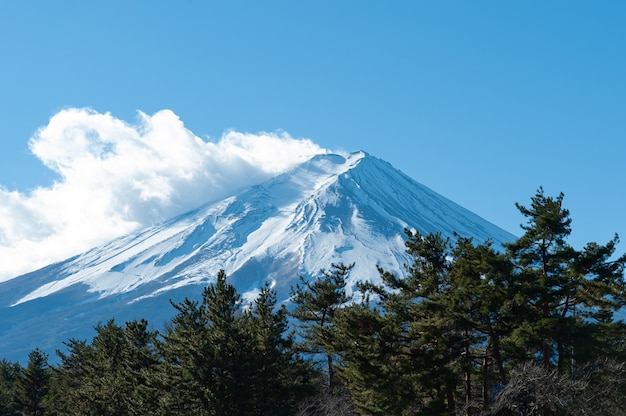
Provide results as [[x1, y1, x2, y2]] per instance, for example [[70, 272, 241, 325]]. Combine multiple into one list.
[[51, 319, 161, 415], [290, 263, 353, 391], [15, 348, 50, 416], [243, 282, 314, 415], [333, 301, 407, 415], [161, 269, 313, 415], [383, 230, 462, 415], [335, 231, 463, 415], [446, 236, 515, 411], [504, 188, 626, 371], [160, 270, 248, 415], [0, 359, 21, 416]]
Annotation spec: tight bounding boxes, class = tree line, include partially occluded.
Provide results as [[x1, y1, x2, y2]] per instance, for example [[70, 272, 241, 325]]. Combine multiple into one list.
[[2, 188, 626, 415]]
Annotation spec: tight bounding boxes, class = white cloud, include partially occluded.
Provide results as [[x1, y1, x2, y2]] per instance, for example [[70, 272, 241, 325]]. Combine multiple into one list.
[[0, 108, 328, 281]]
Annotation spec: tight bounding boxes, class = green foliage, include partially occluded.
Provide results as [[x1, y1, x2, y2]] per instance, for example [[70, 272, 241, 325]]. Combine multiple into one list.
[[329, 189, 626, 415], [504, 188, 626, 371], [161, 269, 313, 415], [333, 302, 409, 415], [0, 359, 21, 416], [243, 282, 315, 415], [290, 263, 353, 391], [332, 231, 463, 415], [51, 318, 161, 415], [15, 348, 50, 416], [161, 270, 254, 414]]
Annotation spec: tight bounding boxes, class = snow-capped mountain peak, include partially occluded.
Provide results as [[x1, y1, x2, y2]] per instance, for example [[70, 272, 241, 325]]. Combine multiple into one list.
[[0, 151, 515, 362]]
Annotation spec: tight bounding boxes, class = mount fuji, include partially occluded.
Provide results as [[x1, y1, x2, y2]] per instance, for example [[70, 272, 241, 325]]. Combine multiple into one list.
[[0, 151, 516, 363]]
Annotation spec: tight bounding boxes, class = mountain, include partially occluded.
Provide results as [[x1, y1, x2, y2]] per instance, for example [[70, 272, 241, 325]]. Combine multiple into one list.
[[0, 151, 516, 363]]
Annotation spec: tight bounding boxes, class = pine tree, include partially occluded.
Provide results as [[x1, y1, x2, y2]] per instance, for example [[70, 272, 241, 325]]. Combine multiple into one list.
[[335, 231, 463, 415], [290, 263, 353, 391], [333, 301, 406, 415], [447, 236, 515, 411], [381, 230, 462, 414], [51, 319, 161, 415], [488, 189, 626, 415], [0, 359, 21, 416], [504, 188, 626, 371], [243, 282, 314, 415], [15, 348, 50, 416], [161, 269, 315, 415], [160, 270, 249, 415]]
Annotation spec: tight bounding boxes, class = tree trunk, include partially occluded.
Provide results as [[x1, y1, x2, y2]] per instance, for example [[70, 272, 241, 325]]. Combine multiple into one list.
[[482, 345, 490, 410], [327, 352, 335, 391], [463, 331, 472, 414], [446, 379, 456, 416], [543, 341, 551, 368], [486, 316, 507, 385]]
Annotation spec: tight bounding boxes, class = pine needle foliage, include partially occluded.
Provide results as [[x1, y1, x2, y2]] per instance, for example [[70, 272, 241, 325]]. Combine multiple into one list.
[[291, 263, 353, 391]]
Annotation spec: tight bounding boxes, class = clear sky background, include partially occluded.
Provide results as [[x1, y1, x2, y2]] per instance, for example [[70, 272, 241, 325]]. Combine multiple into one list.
[[1, 1, 625, 279]]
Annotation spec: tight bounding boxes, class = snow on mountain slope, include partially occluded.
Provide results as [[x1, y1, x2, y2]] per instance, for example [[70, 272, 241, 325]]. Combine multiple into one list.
[[0, 151, 516, 363]]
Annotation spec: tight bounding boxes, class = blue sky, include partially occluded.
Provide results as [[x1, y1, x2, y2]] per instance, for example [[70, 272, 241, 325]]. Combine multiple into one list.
[[1, 1, 625, 277]]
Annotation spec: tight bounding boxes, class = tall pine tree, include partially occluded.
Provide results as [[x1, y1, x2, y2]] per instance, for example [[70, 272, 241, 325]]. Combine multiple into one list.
[[0, 359, 21, 416], [161, 269, 250, 415], [161, 269, 314, 415], [505, 188, 626, 371], [15, 348, 50, 416], [51, 319, 161, 415], [243, 282, 314, 415], [290, 263, 353, 391], [336, 231, 464, 415]]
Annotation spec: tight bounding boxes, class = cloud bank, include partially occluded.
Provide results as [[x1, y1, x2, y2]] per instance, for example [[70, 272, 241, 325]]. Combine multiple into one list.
[[0, 108, 328, 280]]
